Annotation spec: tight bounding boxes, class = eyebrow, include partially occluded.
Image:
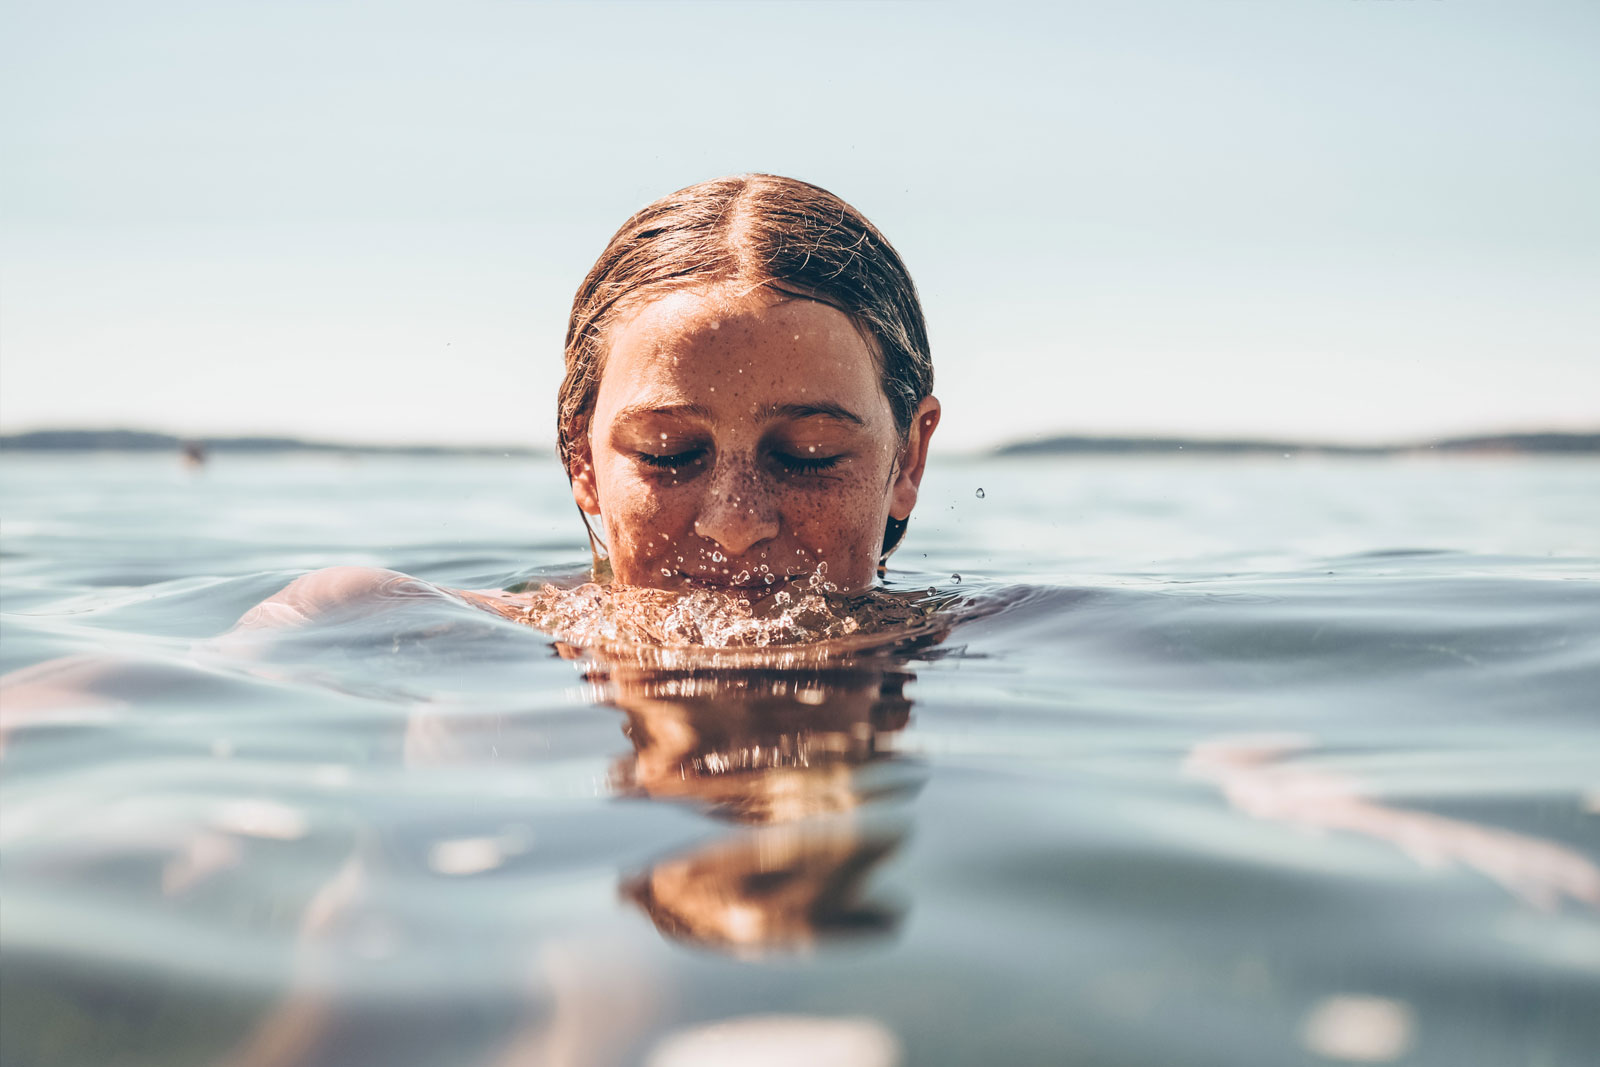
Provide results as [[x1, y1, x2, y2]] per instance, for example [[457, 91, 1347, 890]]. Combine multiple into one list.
[[756, 401, 866, 426], [612, 400, 866, 427], [612, 402, 715, 425]]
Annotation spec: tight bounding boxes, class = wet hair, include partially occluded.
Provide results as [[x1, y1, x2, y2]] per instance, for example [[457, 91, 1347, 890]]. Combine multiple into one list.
[[558, 174, 934, 558]]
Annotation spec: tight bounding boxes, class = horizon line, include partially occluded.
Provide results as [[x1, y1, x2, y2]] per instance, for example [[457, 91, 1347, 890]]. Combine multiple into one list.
[[4, 426, 1598, 458]]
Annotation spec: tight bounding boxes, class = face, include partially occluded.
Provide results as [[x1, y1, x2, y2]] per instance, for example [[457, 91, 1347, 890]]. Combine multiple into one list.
[[570, 288, 939, 594]]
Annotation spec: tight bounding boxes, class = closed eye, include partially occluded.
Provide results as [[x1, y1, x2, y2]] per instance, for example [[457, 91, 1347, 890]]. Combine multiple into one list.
[[772, 450, 842, 475], [635, 448, 707, 470]]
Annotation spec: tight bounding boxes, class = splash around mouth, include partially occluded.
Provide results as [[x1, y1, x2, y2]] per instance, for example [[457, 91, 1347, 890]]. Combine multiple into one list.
[[506, 566, 967, 661], [678, 569, 825, 594]]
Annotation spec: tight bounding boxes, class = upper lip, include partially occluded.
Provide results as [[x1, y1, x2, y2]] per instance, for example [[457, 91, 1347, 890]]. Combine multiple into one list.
[[682, 571, 767, 589], [679, 568, 810, 590]]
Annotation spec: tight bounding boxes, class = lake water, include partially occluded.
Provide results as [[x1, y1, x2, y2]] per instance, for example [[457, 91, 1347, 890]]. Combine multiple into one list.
[[2, 452, 1597, 1067]]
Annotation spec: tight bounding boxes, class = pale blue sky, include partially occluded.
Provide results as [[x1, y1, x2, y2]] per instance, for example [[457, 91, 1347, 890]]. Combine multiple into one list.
[[3, 0, 1596, 451]]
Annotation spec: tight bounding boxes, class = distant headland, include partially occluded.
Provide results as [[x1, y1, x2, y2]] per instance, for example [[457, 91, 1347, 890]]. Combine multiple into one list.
[[0, 429, 541, 457], [1, 428, 1596, 458], [991, 432, 1600, 457]]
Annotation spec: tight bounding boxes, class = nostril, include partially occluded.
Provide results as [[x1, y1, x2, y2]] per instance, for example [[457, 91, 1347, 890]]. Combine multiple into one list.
[[693, 506, 779, 556]]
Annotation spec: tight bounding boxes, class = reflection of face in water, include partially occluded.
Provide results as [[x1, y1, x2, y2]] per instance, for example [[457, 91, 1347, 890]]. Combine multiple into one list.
[[592, 658, 923, 955]]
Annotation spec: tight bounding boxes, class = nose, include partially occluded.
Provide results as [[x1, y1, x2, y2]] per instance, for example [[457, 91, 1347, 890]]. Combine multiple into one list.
[[692, 459, 779, 556]]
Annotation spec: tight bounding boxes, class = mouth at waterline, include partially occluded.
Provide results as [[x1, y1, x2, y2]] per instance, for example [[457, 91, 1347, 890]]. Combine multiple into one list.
[[677, 570, 821, 592]]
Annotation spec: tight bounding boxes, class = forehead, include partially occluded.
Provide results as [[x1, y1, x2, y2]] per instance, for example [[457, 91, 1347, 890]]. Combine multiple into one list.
[[597, 289, 887, 413]]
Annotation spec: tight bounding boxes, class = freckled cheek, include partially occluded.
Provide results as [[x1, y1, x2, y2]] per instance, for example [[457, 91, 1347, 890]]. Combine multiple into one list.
[[601, 472, 695, 559], [781, 474, 890, 554]]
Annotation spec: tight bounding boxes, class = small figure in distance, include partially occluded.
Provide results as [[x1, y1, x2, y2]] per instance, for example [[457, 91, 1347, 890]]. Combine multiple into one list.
[[180, 439, 207, 471]]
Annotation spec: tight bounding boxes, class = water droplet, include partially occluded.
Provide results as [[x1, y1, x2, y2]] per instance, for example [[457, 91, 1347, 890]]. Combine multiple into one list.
[[975, 488, 985, 499], [951, 573, 962, 583]]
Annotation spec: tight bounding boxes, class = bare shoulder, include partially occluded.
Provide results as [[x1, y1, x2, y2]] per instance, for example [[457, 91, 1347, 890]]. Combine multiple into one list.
[[230, 566, 530, 632], [231, 566, 434, 631]]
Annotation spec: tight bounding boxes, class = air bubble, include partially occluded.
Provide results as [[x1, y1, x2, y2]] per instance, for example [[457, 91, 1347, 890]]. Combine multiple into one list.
[[975, 488, 985, 499]]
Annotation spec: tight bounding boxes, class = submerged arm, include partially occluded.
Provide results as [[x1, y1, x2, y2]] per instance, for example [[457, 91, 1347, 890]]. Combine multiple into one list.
[[1186, 735, 1600, 911]]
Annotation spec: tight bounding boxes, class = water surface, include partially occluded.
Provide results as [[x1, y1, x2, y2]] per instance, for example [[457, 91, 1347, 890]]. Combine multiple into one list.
[[2, 453, 1597, 1066]]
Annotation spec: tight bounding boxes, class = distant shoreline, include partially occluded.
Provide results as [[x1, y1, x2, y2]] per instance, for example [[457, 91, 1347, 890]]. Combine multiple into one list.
[[1, 428, 1596, 457], [0, 430, 543, 457], [991, 432, 1600, 457]]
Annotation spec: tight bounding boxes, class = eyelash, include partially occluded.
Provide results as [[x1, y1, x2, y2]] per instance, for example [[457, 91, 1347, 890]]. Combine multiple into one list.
[[773, 451, 841, 474], [635, 448, 706, 471], [633, 449, 841, 475]]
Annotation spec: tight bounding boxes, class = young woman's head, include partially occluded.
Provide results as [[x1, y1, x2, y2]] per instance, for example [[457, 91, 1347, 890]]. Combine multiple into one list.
[[559, 175, 939, 594]]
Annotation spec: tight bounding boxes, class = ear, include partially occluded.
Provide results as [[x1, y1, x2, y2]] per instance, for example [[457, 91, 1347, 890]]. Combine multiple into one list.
[[889, 396, 941, 521], [567, 422, 603, 516]]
